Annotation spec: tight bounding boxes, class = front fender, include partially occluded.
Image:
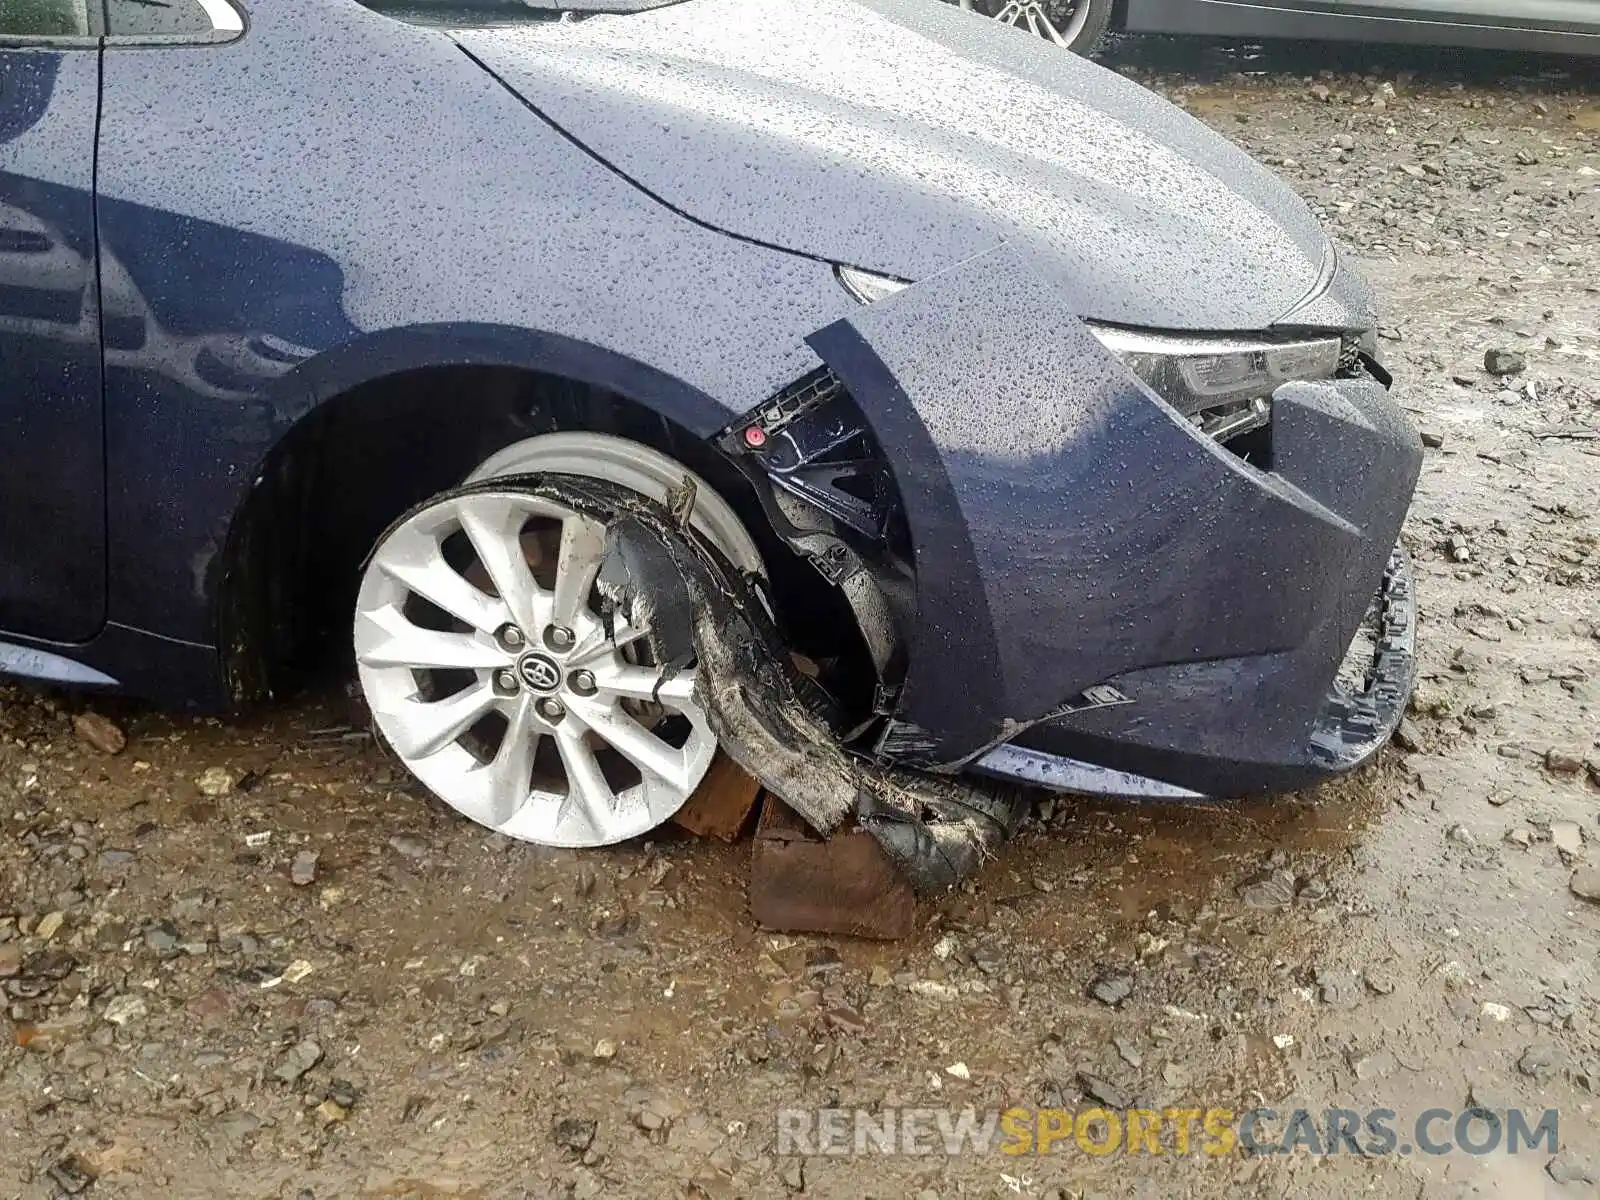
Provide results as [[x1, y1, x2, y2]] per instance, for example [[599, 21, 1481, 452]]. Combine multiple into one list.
[[288, 322, 738, 437], [94, 0, 858, 647]]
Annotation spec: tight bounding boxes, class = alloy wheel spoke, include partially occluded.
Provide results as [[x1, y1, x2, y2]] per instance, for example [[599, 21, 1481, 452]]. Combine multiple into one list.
[[595, 664, 696, 708], [455, 497, 548, 635], [379, 552, 507, 636], [388, 682, 497, 760], [1035, 6, 1070, 45], [475, 693, 538, 827], [356, 605, 506, 671], [569, 620, 650, 666], [550, 514, 608, 631], [994, 1, 1023, 24], [577, 703, 686, 788], [555, 724, 616, 841]]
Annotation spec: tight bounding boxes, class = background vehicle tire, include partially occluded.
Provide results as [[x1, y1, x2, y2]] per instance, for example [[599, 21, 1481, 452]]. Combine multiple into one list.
[[956, 0, 1114, 56], [353, 438, 760, 848]]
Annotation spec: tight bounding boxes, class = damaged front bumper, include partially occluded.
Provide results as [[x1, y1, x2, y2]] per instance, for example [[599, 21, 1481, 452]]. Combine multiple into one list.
[[800, 243, 1423, 800], [972, 545, 1417, 798]]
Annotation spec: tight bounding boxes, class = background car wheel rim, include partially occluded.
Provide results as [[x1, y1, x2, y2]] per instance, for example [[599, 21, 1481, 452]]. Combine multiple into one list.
[[960, 0, 1091, 48], [355, 489, 719, 848]]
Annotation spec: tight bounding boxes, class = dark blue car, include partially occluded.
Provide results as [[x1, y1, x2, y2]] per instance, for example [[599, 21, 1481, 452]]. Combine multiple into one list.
[[0, 0, 1419, 887]]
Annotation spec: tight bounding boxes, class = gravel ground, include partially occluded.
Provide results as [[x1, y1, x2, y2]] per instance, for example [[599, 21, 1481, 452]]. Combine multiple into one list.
[[1, 36, 1598, 1200]]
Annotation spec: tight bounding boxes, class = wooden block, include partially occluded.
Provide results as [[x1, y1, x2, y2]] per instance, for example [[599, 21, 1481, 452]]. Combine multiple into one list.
[[671, 752, 762, 841], [750, 799, 917, 940]]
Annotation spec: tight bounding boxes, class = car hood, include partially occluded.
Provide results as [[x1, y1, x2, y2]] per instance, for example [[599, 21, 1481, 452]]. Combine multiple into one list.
[[454, 0, 1372, 331]]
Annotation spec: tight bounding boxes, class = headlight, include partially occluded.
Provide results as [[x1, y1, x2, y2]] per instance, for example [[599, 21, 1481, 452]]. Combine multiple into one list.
[[835, 266, 1346, 445], [1088, 325, 1343, 442], [835, 265, 909, 305]]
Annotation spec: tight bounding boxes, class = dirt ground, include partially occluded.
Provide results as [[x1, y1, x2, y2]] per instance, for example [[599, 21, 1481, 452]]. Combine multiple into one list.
[[2, 35, 1598, 1200]]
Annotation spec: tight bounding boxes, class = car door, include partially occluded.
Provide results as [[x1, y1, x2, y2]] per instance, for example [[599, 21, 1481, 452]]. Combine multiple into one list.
[[0, 3, 106, 643]]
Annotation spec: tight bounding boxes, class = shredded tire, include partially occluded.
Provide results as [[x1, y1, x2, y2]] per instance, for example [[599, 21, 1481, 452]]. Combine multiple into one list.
[[443, 472, 1029, 895]]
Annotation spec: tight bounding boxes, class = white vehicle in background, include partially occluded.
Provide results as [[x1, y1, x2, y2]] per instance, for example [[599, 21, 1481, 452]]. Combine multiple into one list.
[[956, 0, 1600, 58]]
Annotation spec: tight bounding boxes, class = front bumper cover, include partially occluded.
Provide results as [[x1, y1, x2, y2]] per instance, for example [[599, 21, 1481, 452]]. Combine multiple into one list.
[[804, 243, 1422, 798], [973, 546, 1416, 797]]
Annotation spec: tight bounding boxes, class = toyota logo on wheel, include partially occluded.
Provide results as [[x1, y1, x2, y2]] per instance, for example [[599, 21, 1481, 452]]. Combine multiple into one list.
[[517, 653, 563, 694]]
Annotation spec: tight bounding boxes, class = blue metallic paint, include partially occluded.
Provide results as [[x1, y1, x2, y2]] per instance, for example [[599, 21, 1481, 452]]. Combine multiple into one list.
[[89, 0, 856, 647], [458, 0, 1378, 334], [0, 0, 1421, 796], [809, 245, 1419, 788], [0, 51, 106, 642]]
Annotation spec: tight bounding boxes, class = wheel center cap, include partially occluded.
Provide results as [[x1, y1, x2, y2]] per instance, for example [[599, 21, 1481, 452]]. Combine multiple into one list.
[[517, 652, 563, 694]]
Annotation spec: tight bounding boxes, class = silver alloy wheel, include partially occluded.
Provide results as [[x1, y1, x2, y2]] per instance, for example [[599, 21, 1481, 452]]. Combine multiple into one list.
[[466, 431, 765, 580], [354, 488, 720, 847], [959, 0, 1092, 48]]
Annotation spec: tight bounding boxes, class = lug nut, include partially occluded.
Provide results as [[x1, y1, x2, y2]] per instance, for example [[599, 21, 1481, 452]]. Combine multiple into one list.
[[493, 669, 520, 694], [569, 669, 597, 696], [496, 624, 525, 651], [536, 697, 566, 722], [546, 625, 575, 651]]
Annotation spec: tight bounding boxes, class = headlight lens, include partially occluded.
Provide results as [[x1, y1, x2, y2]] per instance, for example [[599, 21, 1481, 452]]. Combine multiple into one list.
[[834, 268, 1345, 444], [835, 265, 910, 305], [1088, 325, 1343, 442]]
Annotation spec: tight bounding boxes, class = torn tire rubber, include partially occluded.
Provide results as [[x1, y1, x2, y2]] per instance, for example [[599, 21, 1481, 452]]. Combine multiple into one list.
[[444, 472, 1028, 895]]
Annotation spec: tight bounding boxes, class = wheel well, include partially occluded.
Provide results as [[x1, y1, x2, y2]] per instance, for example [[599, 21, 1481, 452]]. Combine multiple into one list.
[[217, 365, 866, 703]]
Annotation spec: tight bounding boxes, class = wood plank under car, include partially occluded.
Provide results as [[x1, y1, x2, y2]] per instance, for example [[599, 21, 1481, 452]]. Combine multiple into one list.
[[749, 797, 917, 940], [670, 752, 764, 841]]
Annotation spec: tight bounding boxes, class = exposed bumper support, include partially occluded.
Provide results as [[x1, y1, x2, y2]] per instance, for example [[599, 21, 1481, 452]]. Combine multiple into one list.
[[1308, 545, 1417, 772]]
